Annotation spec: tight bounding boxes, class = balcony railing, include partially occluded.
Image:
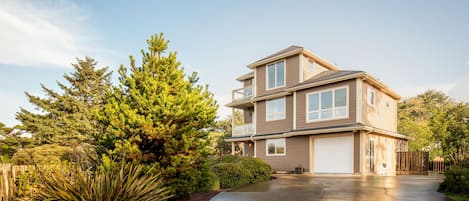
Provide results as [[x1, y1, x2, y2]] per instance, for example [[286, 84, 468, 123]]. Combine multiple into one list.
[[232, 86, 254, 101], [232, 123, 254, 137]]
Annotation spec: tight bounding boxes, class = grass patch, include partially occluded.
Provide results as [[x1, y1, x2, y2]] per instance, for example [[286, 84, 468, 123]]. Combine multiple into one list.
[[445, 192, 469, 201]]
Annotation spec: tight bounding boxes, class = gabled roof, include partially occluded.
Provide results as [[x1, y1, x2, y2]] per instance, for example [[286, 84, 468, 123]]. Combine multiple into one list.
[[247, 45, 339, 71], [295, 70, 364, 87], [254, 45, 303, 63], [286, 70, 401, 100]]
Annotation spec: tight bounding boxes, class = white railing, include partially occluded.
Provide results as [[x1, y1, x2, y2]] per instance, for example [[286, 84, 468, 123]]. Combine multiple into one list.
[[232, 123, 254, 137], [232, 86, 254, 101]]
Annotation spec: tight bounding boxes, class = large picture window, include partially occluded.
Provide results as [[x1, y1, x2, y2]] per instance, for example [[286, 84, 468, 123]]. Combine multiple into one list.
[[267, 61, 285, 89], [266, 138, 286, 156], [307, 87, 348, 122]]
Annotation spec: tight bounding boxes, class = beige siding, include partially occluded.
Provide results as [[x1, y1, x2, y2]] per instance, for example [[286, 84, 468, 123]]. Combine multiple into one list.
[[256, 136, 309, 172], [255, 55, 300, 97], [361, 81, 398, 132], [296, 79, 357, 129], [243, 107, 253, 124], [361, 131, 397, 176], [303, 55, 329, 81], [243, 78, 253, 87], [256, 95, 293, 134]]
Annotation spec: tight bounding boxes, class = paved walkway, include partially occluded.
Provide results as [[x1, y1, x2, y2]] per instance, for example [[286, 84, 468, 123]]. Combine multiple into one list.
[[211, 174, 449, 201]]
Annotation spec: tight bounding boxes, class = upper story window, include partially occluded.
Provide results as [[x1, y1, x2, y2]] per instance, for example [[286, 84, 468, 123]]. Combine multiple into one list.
[[367, 88, 375, 106], [307, 87, 348, 122], [266, 97, 286, 121], [266, 61, 285, 89], [266, 138, 286, 156]]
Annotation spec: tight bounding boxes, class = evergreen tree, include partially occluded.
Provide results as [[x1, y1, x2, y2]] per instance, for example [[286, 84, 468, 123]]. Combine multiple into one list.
[[96, 33, 218, 196], [16, 57, 111, 145]]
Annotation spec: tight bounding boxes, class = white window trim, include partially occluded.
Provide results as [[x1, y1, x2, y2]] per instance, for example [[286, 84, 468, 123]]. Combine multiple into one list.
[[266, 138, 286, 156], [266, 97, 286, 121], [367, 87, 376, 107], [306, 86, 349, 123], [265, 59, 286, 90]]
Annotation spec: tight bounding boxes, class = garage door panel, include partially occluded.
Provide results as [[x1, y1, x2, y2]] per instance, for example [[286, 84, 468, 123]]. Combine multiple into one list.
[[314, 136, 353, 174]]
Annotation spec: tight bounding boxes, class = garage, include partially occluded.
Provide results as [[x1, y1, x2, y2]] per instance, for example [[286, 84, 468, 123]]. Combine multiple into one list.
[[314, 135, 354, 174]]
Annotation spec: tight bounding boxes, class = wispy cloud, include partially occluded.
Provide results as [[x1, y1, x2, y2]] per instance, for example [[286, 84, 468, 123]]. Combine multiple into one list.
[[448, 72, 469, 102], [397, 82, 457, 99], [465, 60, 469, 65], [0, 0, 113, 68]]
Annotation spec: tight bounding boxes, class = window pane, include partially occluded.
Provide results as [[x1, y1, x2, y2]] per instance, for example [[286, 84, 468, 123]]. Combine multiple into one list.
[[308, 94, 319, 111], [276, 62, 285, 87], [268, 143, 275, 154], [367, 89, 375, 105], [267, 100, 275, 118], [321, 91, 333, 109], [276, 146, 285, 154], [267, 98, 285, 121], [321, 110, 333, 119], [267, 65, 275, 88], [335, 107, 347, 117], [276, 98, 285, 114], [308, 111, 319, 120], [335, 88, 347, 107]]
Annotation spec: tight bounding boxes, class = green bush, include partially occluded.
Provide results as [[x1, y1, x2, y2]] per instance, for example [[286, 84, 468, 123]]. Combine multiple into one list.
[[11, 144, 97, 166], [438, 165, 469, 196], [458, 158, 469, 168], [211, 156, 271, 189], [11, 144, 72, 165]]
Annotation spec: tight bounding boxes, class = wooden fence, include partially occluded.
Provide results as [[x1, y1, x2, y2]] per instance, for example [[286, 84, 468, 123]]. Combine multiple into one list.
[[396, 151, 429, 175], [0, 164, 34, 201], [429, 158, 445, 174]]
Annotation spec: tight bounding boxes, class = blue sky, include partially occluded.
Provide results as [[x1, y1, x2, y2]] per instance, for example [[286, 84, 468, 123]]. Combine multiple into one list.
[[0, 0, 468, 126]]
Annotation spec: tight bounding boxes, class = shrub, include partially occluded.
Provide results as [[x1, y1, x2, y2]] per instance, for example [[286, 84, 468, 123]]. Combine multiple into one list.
[[211, 156, 271, 189], [212, 162, 250, 189], [438, 165, 469, 196], [11, 144, 72, 165], [34, 163, 172, 201]]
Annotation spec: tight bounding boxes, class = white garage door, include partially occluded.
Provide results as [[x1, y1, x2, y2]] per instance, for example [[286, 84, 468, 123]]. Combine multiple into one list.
[[314, 136, 354, 174]]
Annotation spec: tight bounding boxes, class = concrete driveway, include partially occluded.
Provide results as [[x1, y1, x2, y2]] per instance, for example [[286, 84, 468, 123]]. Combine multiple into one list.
[[211, 174, 449, 201]]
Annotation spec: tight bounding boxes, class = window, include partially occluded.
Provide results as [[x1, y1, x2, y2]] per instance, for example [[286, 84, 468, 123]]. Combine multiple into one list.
[[267, 61, 285, 89], [308, 60, 315, 72], [266, 97, 285, 121], [266, 138, 286, 156], [307, 87, 348, 122], [367, 88, 375, 106]]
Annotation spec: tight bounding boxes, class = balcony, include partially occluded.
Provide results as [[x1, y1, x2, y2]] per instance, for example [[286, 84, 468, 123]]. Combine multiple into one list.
[[226, 86, 254, 109], [232, 123, 254, 137], [233, 86, 254, 101]]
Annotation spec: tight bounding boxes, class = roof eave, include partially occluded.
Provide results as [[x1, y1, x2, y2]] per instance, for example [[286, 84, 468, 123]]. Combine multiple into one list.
[[286, 73, 365, 92], [247, 48, 304, 69], [361, 73, 402, 100], [236, 72, 254, 81]]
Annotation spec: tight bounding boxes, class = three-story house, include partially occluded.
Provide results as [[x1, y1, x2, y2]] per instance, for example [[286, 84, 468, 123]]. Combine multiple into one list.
[[226, 46, 409, 176]]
